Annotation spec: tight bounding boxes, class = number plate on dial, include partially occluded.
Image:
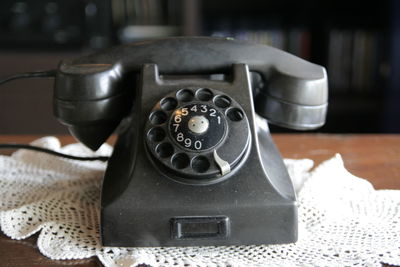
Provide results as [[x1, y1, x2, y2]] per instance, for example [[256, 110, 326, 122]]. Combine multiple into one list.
[[169, 103, 226, 151]]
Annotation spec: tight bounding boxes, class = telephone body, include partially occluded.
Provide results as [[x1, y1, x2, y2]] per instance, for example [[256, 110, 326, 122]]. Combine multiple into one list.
[[53, 37, 328, 247]]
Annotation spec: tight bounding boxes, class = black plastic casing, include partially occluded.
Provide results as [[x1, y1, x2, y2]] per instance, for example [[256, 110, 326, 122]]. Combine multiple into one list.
[[100, 64, 298, 246], [51, 37, 329, 247]]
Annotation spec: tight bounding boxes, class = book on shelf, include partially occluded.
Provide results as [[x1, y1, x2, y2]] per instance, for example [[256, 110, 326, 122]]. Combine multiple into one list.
[[328, 29, 381, 93]]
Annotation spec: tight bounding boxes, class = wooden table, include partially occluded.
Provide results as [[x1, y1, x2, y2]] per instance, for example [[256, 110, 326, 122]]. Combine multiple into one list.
[[0, 134, 399, 266]]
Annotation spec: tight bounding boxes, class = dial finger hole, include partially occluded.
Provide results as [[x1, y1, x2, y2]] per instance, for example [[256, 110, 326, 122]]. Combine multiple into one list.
[[191, 156, 210, 173], [214, 95, 231, 108], [171, 153, 190, 169], [150, 110, 167, 125], [160, 97, 177, 111], [148, 127, 165, 142], [196, 88, 214, 101], [176, 89, 194, 102], [155, 142, 174, 158], [226, 108, 244, 121]]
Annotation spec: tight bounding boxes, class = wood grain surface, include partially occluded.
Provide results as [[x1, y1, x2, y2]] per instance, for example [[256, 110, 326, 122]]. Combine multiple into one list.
[[0, 134, 399, 266]]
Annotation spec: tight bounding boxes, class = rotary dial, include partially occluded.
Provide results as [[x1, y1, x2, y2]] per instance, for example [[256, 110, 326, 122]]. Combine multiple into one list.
[[144, 88, 250, 185]]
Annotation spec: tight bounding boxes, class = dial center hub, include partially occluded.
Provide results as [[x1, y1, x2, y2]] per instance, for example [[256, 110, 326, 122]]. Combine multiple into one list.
[[188, 115, 209, 134]]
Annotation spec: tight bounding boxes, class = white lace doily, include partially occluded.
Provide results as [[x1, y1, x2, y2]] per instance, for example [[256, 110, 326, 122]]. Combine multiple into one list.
[[0, 137, 399, 267]]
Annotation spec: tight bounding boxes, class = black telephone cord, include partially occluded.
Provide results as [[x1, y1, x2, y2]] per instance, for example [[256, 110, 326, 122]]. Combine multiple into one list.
[[0, 69, 110, 162], [0, 70, 57, 86], [0, 144, 110, 162]]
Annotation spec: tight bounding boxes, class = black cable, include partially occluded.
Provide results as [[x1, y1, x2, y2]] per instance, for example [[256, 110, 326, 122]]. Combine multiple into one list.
[[0, 70, 57, 86], [0, 71, 102, 161], [0, 144, 110, 162]]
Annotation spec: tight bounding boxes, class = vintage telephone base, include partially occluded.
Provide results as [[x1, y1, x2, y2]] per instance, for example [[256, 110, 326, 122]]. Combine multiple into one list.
[[100, 64, 298, 247]]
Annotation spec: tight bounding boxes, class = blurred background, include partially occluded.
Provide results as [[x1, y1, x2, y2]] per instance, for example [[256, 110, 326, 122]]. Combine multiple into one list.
[[0, 0, 399, 134]]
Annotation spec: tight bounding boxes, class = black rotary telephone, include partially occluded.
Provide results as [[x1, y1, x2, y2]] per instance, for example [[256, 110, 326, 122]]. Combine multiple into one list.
[[53, 37, 328, 247]]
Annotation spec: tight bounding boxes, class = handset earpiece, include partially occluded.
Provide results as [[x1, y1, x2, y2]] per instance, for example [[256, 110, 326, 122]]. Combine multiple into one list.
[[254, 65, 328, 130]]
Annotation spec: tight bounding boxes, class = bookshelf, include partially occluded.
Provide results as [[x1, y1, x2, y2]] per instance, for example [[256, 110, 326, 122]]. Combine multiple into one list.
[[189, 0, 398, 133], [0, 0, 398, 134]]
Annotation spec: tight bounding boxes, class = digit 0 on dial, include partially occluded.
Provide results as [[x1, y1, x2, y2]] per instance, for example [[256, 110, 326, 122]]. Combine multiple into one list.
[[169, 103, 226, 151]]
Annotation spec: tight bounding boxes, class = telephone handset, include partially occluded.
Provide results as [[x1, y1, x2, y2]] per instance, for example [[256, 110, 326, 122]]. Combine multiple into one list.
[[54, 37, 328, 247]]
